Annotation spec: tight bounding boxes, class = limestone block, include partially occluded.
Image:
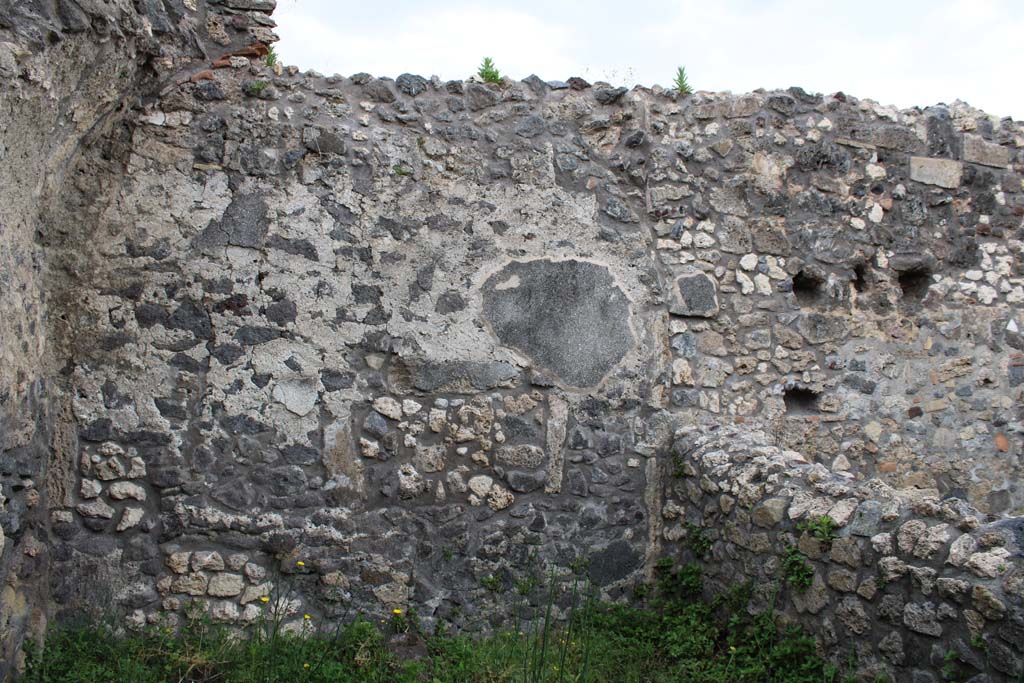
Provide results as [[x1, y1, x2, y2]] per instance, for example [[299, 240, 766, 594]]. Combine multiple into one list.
[[909, 157, 962, 188]]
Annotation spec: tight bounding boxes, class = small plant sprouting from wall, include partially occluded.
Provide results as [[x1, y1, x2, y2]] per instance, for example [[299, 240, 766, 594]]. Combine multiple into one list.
[[684, 523, 713, 558], [265, 45, 277, 67], [673, 66, 693, 95], [782, 545, 815, 592], [797, 515, 838, 546], [478, 56, 502, 84]]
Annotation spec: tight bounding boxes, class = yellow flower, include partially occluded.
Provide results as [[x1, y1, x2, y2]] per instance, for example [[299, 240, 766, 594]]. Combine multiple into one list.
[[303, 614, 311, 620], [393, 608, 403, 615], [303, 663, 310, 669], [297, 560, 305, 567], [729, 646, 737, 653], [260, 596, 270, 603]]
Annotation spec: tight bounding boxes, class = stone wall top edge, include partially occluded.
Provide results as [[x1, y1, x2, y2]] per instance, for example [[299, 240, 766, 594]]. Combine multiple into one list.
[[166, 58, 1024, 145]]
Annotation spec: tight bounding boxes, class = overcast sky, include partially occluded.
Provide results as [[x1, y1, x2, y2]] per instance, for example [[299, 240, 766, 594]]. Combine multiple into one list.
[[275, 0, 1023, 120]]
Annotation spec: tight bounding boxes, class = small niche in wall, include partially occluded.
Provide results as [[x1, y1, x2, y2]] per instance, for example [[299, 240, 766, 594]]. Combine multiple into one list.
[[791, 270, 824, 307], [852, 263, 868, 293], [783, 386, 821, 415], [897, 267, 932, 303]]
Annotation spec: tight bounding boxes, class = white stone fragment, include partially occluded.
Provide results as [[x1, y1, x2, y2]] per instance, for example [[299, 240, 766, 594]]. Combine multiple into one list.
[[109, 481, 147, 501], [80, 479, 102, 499], [272, 379, 318, 416], [468, 475, 493, 498], [977, 285, 997, 304], [372, 396, 403, 420], [192, 551, 225, 571], [736, 271, 754, 294], [116, 507, 145, 531], [865, 163, 886, 179], [868, 203, 884, 223]]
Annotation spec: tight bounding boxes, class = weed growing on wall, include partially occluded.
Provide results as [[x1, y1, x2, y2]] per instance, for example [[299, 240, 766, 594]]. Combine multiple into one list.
[[797, 515, 838, 545], [478, 57, 502, 84], [673, 65, 693, 95], [782, 546, 815, 592]]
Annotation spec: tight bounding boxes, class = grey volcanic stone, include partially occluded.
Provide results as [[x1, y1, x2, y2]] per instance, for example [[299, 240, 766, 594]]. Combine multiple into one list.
[[522, 75, 547, 93], [506, 470, 545, 493], [465, 82, 501, 110], [363, 412, 389, 438], [670, 271, 719, 317], [303, 126, 347, 155], [594, 86, 627, 104], [587, 540, 641, 585], [411, 361, 519, 392], [363, 79, 396, 102], [515, 115, 546, 138], [904, 603, 943, 637], [196, 194, 269, 250], [482, 259, 635, 387], [396, 73, 428, 97]]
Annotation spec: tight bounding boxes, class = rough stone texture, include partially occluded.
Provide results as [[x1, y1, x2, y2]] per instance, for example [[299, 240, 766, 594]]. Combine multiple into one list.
[[0, 0, 278, 675], [964, 134, 1011, 168], [481, 259, 636, 387], [1, 2, 1024, 681], [910, 156, 964, 188]]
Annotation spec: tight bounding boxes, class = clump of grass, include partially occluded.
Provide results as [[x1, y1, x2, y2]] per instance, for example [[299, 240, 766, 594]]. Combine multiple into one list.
[[27, 557, 839, 683], [673, 65, 693, 95], [478, 56, 502, 84], [265, 45, 278, 67]]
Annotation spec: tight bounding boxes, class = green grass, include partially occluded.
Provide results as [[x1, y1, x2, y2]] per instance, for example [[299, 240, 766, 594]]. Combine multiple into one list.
[[26, 563, 838, 683]]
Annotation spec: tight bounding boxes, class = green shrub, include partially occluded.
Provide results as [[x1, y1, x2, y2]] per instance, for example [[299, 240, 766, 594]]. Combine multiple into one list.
[[477, 57, 502, 84], [797, 515, 838, 545], [782, 545, 815, 592], [673, 66, 693, 95], [685, 523, 713, 558]]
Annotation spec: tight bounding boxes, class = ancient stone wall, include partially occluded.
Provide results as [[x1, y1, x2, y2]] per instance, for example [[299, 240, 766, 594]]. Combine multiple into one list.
[[1, 1, 1022, 680], [0, 0, 276, 675]]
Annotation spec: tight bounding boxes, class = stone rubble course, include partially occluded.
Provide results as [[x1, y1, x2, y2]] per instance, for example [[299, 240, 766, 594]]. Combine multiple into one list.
[[0, 0, 1023, 680]]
